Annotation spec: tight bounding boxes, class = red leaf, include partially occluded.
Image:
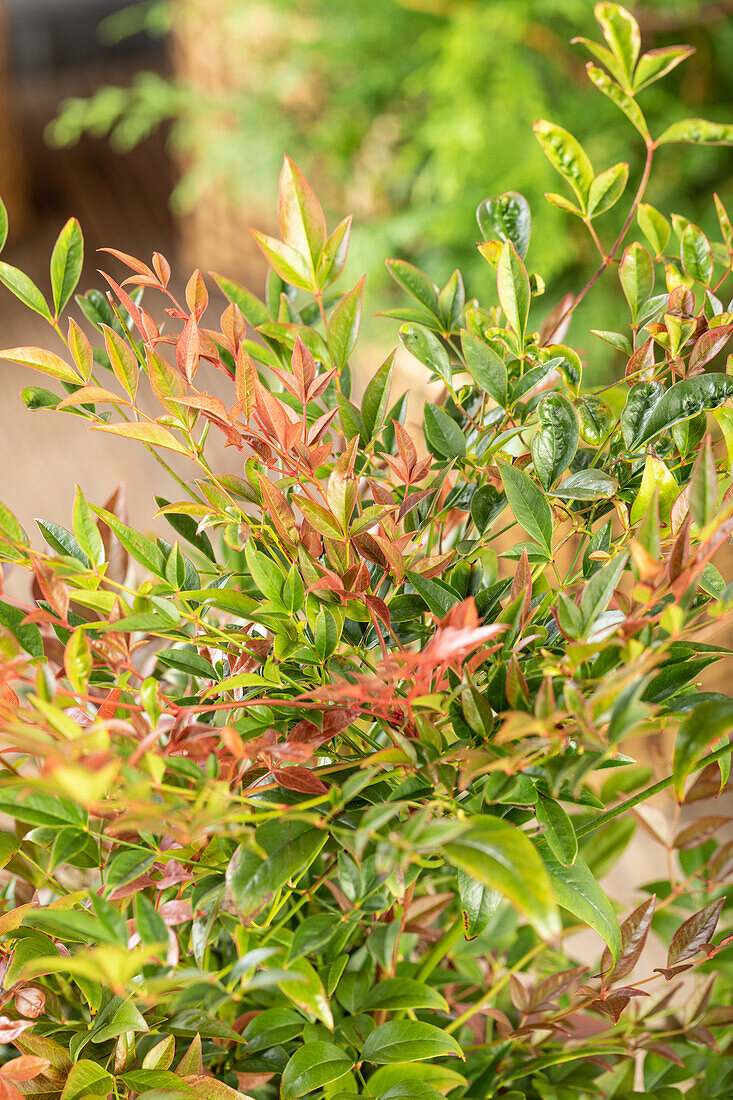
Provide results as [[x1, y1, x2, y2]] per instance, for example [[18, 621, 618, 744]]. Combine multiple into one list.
[[270, 766, 328, 795], [185, 269, 208, 320], [175, 317, 201, 383], [601, 896, 655, 985], [668, 898, 725, 967]]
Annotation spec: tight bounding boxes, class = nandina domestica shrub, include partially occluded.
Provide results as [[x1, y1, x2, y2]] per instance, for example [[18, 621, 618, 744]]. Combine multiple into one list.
[[1, 6, 733, 1098]]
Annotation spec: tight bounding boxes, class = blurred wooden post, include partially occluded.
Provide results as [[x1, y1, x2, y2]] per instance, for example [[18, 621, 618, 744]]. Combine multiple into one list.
[[168, 0, 271, 282], [0, 0, 27, 230]]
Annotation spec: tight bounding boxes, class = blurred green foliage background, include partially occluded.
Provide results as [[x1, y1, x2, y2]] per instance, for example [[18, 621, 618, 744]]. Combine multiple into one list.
[[48, 0, 733, 378]]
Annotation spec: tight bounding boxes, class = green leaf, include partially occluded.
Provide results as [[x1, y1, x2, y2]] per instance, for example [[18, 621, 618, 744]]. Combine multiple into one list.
[[673, 698, 733, 798], [634, 46, 694, 92], [50, 217, 84, 317], [0, 345, 78, 385], [101, 324, 138, 400], [533, 120, 594, 209], [496, 240, 530, 344], [251, 230, 313, 292], [681, 223, 713, 285], [620, 381, 663, 450], [361, 1022, 463, 1065], [461, 332, 507, 407], [60, 1060, 113, 1100], [530, 394, 579, 490], [423, 404, 465, 460], [537, 841, 621, 961], [636, 374, 733, 448], [552, 469, 618, 502], [93, 508, 166, 576], [362, 351, 395, 440], [244, 542, 285, 603], [657, 119, 733, 146], [536, 795, 578, 867], [212, 272, 271, 327], [579, 552, 628, 634], [0, 598, 44, 658], [0, 262, 52, 319], [281, 1042, 354, 1099], [443, 817, 561, 941], [619, 242, 653, 322], [637, 203, 671, 256], [154, 497, 216, 561], [226, 819, 327, 918], [242, 1008, 304, 1052], [376, 1084, 446, 1100], [36, 518, 88, 564], [575, 395, 615, 446], [73, 486, 104, 567], [368, 1066, 467, 1096], [407, 572, 460, 618], [497, 460, 553, 557], [457, 868, 501, 940], [399, 324, 451, 386], [278, 156, 326, 269], [157, 645, 217, 680], [629, 453, 678, 524], [586, 63, 647, 137], [594, 2, 640, 83], [387, 260, 439, 315], [287, 913, 339, 963], [587, 160, 630, 217], [470, 484, 506, 532], [360, 979, 449, 1014], [689, 436, 718, 529], [476, 192, 531, 258], [327, 276, 364, 368], [0, 197, 7, 252]]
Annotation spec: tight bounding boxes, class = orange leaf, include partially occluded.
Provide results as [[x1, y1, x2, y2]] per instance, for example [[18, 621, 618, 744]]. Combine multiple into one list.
[[0, 1057, 51, 1082], [57, 385, 130, 409], [0, 346, 79, 385]]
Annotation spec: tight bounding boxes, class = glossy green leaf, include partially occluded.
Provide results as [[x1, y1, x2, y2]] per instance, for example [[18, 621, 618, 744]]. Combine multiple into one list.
[[476, 192, 531, 258], [496, 240, 530, 343], [362, 351, 395, 440], [461, 332, 507, 407], [361, 1022, 463, 1065], [636, 374, 733, 447], [619, 242, 653, 322], [457, 867, 501, 940], [533, 120, 594, 208], [620, 381, 663, 450], [579, 552, 627, 634], [673, 699, 733, 798], [536, 795, 578, 867], [226, 819, 327, 919], [443, 817, 561, 940], [586, 66, 647, 139], [497, 460, 553, 556], [281, 1042, 354, 1099], [537, 841, 621, 960], [423, 404, 465, 460], [0, 263, 52, 319], [681, 223, 713, 285], [531, 393, 579, 490], [361, 979, 448, 1013], [551, 469, 618, 501], [387, 260, 439, 315], [50, 217, 84, 317], [637, 203, 671, 256], [399, 324, 451, 386], [327, 276, 364, 368]]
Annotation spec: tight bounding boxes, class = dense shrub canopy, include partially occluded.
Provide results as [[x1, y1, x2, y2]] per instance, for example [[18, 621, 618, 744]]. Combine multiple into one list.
[[1, 6, 733, 1099]]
